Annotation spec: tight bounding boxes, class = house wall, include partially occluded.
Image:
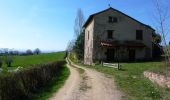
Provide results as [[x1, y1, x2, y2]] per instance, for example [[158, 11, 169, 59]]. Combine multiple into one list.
[[84, 19, 94, 65], [92, 9, 154, 61]]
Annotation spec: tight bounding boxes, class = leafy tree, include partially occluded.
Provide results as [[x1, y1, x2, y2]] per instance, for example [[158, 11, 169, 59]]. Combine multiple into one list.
[[153, 33, 161, 44], [4, 55, 13, 67], [3, 48, 9, 55], [73, 32, 85, 60], [0, 56, 3, 68], [34, 48, 41, 55], [13, 50, 19, 55], [26, 49, 33, 55], [9, 50, 14, 55]]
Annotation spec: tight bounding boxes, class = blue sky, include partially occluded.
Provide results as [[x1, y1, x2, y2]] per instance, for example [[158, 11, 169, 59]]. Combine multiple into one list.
[[0, 0, 169, 51]]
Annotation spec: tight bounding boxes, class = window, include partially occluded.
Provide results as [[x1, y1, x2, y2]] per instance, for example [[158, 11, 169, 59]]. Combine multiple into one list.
[[109, 16, 113, 23], [136, 30, 143, 40], [108, 16, 118, 23], [107, 30, 113, 39], [113, 17, 118, 23]]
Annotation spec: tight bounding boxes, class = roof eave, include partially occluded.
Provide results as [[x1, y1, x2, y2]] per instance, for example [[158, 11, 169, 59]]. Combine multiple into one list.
[[83, 15, 93, 28], [83, 7, 155, 31]]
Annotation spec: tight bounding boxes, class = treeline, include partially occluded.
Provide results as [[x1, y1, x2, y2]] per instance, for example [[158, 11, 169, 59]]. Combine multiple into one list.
[[0, 60, 66, 100], [0, 48, 41, 56], [0, 48, 41, 68]]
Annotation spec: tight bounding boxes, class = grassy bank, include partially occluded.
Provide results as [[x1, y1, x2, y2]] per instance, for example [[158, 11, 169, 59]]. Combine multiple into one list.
[[31, 65, 70, 100], [78, 61, 170, 100]]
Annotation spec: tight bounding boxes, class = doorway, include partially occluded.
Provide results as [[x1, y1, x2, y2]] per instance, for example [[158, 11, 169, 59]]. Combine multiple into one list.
[[106, 49, 115, 62], [129, 49, 135, 61]]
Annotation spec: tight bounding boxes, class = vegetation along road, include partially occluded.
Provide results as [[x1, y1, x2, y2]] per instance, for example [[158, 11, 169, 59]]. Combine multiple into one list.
[[49, 58, 125, 100]]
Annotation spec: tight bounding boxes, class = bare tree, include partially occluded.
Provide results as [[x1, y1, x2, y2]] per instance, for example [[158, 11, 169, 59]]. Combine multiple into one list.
[[74, 8, 85, 38], [152, 0, 170, 72], [66, 40, 75, 52], [71, 8, 85, 61]]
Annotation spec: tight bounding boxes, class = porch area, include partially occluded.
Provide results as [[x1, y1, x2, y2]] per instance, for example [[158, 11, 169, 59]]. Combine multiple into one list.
[[99, 40, 149, 62]]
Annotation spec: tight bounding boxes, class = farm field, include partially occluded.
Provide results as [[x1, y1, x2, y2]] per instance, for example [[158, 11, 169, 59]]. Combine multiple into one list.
[[1, 51, 65, 68], [79, 61, 170, 100], [0, 51, 70, 100]]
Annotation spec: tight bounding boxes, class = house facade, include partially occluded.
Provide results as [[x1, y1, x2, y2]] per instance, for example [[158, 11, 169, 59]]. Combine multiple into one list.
[[84, 7, 155, 65]]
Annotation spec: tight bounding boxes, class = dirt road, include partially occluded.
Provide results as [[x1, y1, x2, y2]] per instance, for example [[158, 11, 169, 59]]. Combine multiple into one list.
[[49, 59, 125, 100]]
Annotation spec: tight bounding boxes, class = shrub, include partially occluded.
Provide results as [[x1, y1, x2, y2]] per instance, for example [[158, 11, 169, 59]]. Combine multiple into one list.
[[4, 55, 13, 67], [64, 51, 68, 59], [0, 60, 66, 100], [69, 52, 79, 63], [0, 57, 2, 68]]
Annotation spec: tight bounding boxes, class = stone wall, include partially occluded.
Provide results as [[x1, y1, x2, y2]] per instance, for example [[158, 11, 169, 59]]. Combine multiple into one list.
[[84, 19, 94, 65], [84, 8, 154, 65], [144, 71, 170, 88], [93, 8, 153, 61]]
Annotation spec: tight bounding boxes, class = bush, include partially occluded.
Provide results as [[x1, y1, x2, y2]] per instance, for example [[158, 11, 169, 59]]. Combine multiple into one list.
[[4, 55, 13, 67], [69, 52, 79, 63], [0, 57, 2, 68], [0, 60, 66, 100]]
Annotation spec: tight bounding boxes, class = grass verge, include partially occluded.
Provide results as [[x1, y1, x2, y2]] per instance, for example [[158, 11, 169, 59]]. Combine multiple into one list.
[[31, 65, 70, 100], [76, 61, 170, 100]]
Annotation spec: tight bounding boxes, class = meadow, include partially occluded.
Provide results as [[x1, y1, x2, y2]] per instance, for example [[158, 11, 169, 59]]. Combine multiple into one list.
[[1, 51, 65, 68]]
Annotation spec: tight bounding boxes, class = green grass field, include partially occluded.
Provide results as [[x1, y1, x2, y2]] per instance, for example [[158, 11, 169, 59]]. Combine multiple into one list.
[[2, 51, 65, 68], [0, 51, 70, 100], [79, 61, 170, 100]]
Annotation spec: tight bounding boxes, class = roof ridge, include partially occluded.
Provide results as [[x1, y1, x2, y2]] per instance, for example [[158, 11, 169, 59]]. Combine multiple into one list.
[[83, 7, 155, 31]]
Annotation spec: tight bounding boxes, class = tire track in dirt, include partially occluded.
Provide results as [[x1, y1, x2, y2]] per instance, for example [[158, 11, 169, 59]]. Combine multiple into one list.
[[49, 58, 125, 100]]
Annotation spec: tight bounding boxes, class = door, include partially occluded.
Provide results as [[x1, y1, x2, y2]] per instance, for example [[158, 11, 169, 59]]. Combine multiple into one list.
[[106, 49, 115, 62], [129, 49, 135, 61]]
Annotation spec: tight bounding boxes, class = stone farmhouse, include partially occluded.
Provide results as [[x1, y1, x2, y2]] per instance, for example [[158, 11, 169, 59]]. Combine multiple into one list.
[[83, 7, 160, 65]]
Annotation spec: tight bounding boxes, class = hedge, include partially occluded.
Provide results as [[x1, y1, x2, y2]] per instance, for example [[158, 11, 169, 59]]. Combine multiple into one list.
[[0, 60, 66, 100]]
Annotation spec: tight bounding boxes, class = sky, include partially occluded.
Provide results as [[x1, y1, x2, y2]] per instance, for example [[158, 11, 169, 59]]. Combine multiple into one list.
[[0, 0, 169, 51]]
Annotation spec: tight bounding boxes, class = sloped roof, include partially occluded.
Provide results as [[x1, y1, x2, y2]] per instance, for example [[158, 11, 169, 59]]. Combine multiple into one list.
[[83, 7, 155, 31]]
